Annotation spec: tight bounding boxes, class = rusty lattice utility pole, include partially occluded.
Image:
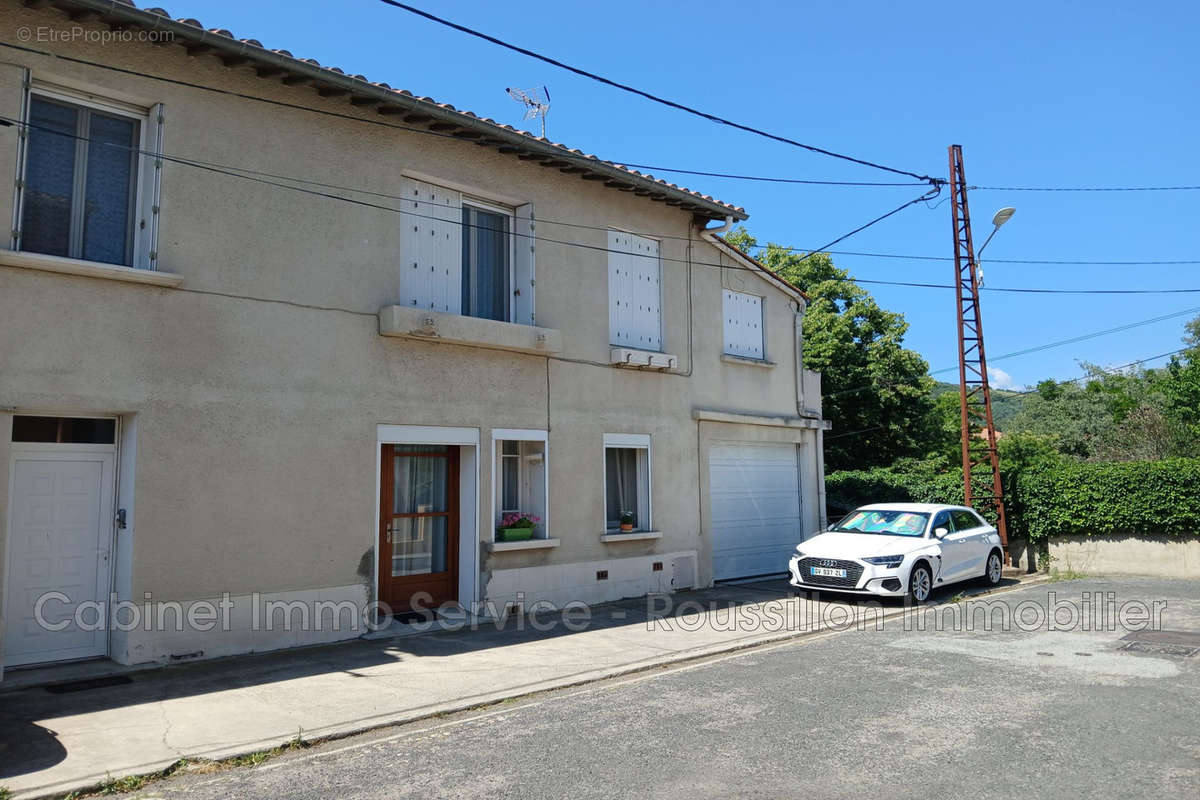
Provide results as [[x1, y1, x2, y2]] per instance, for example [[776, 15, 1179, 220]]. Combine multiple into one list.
[[948, 144, 1009, 559]]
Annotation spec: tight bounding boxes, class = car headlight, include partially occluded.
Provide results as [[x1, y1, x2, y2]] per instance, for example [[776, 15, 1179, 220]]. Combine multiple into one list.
[[864, 555, 904, 568]]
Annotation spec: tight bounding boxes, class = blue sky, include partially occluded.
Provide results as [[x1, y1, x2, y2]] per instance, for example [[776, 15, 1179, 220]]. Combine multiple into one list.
[[161, 0, 1199, 388]]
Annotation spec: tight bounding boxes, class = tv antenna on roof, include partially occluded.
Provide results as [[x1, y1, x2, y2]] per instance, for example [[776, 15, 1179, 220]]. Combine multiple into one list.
[[506, 85, 551, 138]]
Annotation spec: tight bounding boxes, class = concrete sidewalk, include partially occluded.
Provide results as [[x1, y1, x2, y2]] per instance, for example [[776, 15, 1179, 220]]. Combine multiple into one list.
[[0, 576, 1036, 799]]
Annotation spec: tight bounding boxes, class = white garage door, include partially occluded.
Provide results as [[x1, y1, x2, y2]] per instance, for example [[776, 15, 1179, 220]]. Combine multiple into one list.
[[710, 442, 802, 580]]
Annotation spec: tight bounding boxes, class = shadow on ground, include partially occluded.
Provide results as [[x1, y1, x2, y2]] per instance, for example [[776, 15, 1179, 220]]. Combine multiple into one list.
[[0, 574, 1012, 782]]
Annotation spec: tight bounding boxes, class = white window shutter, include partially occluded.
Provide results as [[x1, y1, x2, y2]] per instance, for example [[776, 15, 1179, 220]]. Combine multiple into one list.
[[400, 178, 462, 313], [135, 102, 165, 270], [9, 67, 31, 252], [608, 231, 662, 351], [607, 229, 628, 346], [723, 290, 764, 358], [514, 203, 535, 324]]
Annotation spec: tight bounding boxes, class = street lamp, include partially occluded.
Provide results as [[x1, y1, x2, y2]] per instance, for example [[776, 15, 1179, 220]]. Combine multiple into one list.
[[974, 206, 1015, 286]]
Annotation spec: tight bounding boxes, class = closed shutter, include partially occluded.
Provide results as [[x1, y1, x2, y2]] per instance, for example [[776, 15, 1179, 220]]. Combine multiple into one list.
[[400, 178, 462, 313], [9, 68, 31, 252], [136, 102, 165, 269], [608, 230, 662, 351], [723, 290, 764, 358], [513, 202, 535, 324]]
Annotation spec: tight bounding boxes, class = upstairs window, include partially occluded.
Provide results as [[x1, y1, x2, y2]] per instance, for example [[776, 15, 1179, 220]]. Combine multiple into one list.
[[722, 290, 765, 359], [15, 89, 163, 269], [607, 230, 662, 351], [400, 178, 534, 324], [462, 203, 511, 321]]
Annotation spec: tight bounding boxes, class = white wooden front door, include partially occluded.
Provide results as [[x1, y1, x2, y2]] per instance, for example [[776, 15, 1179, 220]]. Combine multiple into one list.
[[4, 449, 115, 667]]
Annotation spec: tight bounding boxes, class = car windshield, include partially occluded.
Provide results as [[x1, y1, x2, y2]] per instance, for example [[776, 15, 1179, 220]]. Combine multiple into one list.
[[832, 509, 930, 537]]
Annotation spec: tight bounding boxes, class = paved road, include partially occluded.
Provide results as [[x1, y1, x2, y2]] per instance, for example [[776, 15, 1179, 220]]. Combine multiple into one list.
[[130, 578, 1199, 799]]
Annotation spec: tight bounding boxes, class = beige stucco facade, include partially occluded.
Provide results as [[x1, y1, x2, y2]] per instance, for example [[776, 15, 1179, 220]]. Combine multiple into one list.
[[0, 2, 827, 674]]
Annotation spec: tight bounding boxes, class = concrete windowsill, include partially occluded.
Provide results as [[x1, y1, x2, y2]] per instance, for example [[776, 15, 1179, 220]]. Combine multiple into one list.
[[0, 249, 183, 287], [721, 354, 776, 369], [379, 305, 562, 356], [485, 538, 561, 553], [609, 347, 679, 370], [600, 530, 663, 543]]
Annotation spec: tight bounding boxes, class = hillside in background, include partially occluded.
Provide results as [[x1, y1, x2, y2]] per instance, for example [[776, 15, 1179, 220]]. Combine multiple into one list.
[[931, 381, 1026, 430]]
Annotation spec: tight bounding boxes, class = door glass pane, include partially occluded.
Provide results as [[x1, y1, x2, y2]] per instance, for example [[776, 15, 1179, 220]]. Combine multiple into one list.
[[461, 206, 510, 321], [605, 447, 639, 529], [390, 516, 448, 576], [82, 111, 138, 265], [22, 97, 79, 258], [392, 454, 448, 514], [12, 416, 116, 444]]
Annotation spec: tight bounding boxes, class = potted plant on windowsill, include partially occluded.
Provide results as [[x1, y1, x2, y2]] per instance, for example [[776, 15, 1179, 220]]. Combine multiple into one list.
[[497, 512, 540, 542], [619, 511, 636, 532]]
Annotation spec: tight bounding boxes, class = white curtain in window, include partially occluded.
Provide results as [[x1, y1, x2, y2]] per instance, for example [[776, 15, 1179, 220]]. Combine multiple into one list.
[[605, 448, 638, 528]]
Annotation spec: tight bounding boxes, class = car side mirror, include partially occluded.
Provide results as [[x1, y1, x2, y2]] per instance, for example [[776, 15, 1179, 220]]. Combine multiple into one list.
[[933, 527, 949, 539]]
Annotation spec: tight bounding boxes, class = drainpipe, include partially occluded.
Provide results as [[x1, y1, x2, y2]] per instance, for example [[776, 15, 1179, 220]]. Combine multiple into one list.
[[698, 215, 735, 241], [793, 301, 826, 532]]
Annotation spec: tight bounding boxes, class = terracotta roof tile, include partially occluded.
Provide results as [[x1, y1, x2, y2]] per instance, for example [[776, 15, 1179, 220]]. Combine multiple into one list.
[[67, 1, 747, 217]]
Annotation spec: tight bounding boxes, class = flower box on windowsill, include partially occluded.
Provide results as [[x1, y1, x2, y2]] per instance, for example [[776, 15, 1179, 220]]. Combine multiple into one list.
[[496, 527, 535, 542]]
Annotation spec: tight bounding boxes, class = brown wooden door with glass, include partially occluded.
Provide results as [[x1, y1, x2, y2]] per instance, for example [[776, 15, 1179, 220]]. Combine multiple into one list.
[[378, 445, 459, 614]]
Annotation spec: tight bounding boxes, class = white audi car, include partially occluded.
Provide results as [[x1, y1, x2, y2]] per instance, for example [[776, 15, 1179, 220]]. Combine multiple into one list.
[[788, 503, 1004, 603]]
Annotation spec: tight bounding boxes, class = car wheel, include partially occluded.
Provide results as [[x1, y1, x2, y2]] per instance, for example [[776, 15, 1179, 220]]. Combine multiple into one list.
[[908, 562, 932, 604], [984, 549, 1003, 586]]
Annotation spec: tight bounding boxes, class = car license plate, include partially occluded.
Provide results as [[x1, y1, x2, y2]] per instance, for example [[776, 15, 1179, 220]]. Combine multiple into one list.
[[810, 566, 846, 578]]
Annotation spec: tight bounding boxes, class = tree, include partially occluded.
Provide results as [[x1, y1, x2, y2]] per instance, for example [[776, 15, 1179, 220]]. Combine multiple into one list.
[[726, 228, 938, 471], [1154, 316, 1200, 451], [1003, 314, 1200, 461], [1006, 380, 1113, 458]]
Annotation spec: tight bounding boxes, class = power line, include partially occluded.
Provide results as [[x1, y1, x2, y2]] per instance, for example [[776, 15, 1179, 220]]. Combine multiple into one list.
[[0, 39, 945, 195], [826, 425, 886, 441], [745, 245, 1200, 267], [375, 1, 939, 184], [612, 163, 929, 187], [0, 38, 747, 213], [1009, 348, 1189, 394], [823, 306, 1200, 400], [850, 277, 1200, 295], [0, 111, 933, 289], [972, 185, 1200, 192], [824, 348, 1189, 443], [8, 113, 1198, 298], [603, 163, 1200, 193], [959, 307, 1200, 369], [4, 42, 1197, 269]]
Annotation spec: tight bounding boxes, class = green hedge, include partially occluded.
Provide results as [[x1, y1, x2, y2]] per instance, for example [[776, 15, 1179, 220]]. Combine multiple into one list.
[[827, 458, 1200, 541], [1013, 459, 1200, 540], [825, 465, 963, 510]]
